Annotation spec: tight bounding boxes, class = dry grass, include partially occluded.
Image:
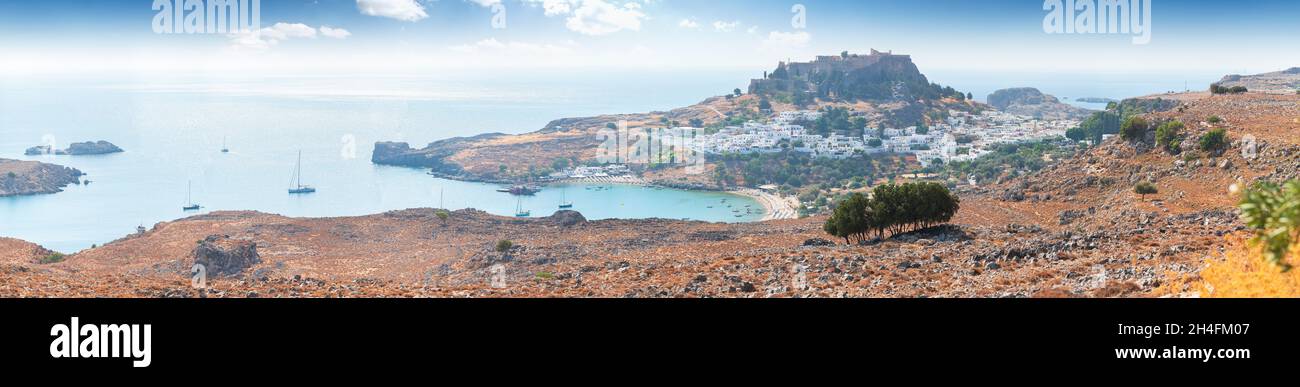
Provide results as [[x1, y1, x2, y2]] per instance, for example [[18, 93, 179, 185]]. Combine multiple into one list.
[[1193, 235, 1300, 298]]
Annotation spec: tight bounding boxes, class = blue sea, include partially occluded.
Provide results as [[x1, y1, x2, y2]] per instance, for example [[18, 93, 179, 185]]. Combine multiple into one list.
[[0, 69, 1217, 253]]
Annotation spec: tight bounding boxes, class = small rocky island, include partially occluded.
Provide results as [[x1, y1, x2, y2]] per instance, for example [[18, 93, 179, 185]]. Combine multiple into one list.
[[0, 158, 84, 197], [25, 140, 123, 156], [986, 87, 1093, 120]]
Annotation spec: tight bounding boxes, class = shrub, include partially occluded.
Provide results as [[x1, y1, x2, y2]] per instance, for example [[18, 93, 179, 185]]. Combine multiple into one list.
[[1198, 128, 1229, 154], [1119, 116, 1150, 142], [1210, 84, 1248, 95], [1206, 115, 1223, 124], [1134, 181, 1158, 201], [1239, 181, 1300, 271], [495, 240, 514, 254], [38, 252, 65, 264], [1155, 120, 1184, 154]]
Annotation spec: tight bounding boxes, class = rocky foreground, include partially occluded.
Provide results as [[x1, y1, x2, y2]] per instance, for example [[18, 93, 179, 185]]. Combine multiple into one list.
[[0, 158, 84, 197]]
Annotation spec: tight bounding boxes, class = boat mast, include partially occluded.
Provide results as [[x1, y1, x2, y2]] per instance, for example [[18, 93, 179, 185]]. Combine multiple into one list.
[[296, 150, 302, 189]]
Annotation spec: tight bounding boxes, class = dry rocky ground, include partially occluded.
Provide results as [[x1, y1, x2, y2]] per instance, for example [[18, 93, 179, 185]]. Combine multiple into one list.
[[2, 92, 1296, 298]]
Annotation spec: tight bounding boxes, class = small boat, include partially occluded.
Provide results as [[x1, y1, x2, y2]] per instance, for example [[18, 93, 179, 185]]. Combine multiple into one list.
[[221, 136, 229, 153], [508, 185, 541, 196], [558, 186, 574, 209], [514, 197, 530, 217], [288, 150, 316, 194], [182, 180, 201, 211]]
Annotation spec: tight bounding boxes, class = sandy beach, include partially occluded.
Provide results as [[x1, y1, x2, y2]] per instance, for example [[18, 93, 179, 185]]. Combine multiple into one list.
[[733, 188, 799, 221]]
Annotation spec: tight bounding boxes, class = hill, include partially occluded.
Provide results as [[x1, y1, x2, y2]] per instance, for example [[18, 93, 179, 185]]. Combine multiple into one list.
[[1215, 67, 1300, 94], [986, 87, 1093, 120]]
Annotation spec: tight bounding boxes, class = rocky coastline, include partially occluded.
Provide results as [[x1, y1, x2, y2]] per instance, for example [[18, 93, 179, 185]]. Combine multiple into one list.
[[0, 159, 84, 197]]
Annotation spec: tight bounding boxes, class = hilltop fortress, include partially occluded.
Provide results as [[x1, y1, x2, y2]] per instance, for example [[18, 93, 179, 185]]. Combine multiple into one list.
[[748, 49, 916, 97], [747, 49, 951, 104]]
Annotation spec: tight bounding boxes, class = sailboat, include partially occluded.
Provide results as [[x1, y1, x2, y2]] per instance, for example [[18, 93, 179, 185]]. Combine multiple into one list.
[[558, 186, 574, 209], [221, 136, 229, 153], [515, 196, 530, 217], [182, 180, 201, 211], [288, 150, 316, 194]]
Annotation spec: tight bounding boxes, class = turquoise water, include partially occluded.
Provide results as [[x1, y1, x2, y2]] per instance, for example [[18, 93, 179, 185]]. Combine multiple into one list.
[[0, 71, 763, 253]]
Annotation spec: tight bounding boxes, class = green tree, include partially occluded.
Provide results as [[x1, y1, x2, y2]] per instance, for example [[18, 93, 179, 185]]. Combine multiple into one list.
[[824, 192, 873, 244], [823, 182, 959, 243], [1239, 181, 1300, 271], [733, 88, 743, 97], [758, 98, 772, 111], [1135, 181, 1158, 201], [435, 209, 450, 226], [1065, 127, 1088, 142]]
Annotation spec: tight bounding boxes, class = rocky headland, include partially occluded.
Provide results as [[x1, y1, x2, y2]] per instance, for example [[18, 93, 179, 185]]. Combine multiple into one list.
[[0, 158, 84, 197], [987, 87, 1094, 120], [1215, 67, 1300, 94]]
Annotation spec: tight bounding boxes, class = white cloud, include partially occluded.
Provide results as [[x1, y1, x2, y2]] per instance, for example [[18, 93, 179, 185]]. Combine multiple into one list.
[[564, 0, 647, 36], [712, 20, 740, 33], [470, 1, 648, 35], [228, 23, 349, 50], [357, 0, 429, 22], [746, 26, 758, 34], [762, 30, 812, 50], [678, 19, 699, 29], [527, 0, 575, 16], [320, 26, 353, 39]]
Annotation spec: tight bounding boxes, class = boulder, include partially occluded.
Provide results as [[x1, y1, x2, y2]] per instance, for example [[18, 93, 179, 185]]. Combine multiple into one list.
[[549, 210, 587, 227], [192, 235, 261, 277], [802, 238, 836, 247]]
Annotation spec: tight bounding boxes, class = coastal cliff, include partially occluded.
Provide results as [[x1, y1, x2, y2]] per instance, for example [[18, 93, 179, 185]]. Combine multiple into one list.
[[0, 159, 84, 197], [986, 88, 1093, 120]]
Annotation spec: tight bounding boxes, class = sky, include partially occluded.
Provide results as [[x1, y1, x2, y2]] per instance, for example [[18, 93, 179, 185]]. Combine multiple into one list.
[[0, 0, 1297, 76]]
